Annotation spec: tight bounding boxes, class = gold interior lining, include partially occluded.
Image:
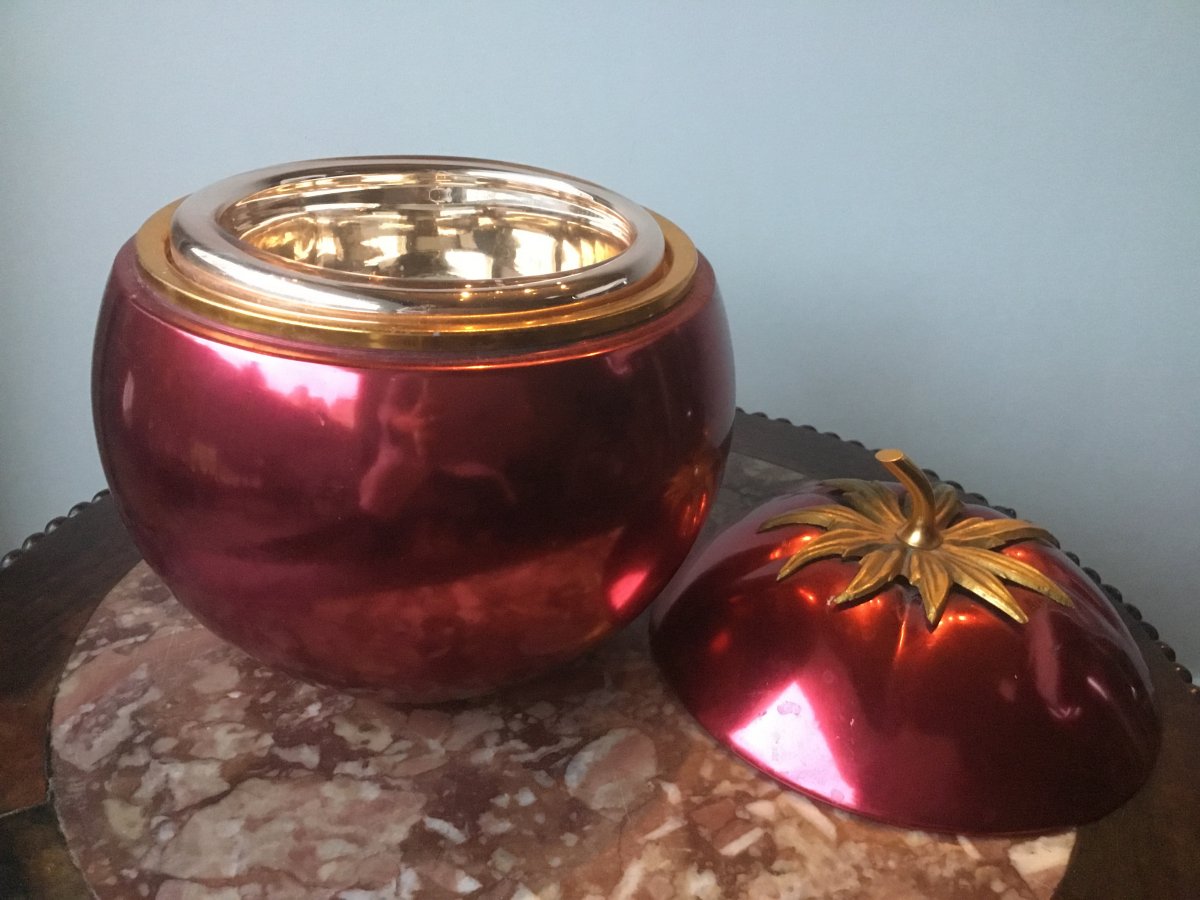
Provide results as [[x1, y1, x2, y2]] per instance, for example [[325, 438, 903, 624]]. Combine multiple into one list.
[[134, 202, 697, 352]]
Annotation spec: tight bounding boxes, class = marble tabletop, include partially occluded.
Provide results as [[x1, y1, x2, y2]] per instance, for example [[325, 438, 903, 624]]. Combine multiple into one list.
[[49, 454, 1074, 900]]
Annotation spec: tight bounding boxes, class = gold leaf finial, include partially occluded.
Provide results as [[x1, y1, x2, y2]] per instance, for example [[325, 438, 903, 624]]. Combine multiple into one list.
[[759, 450, 1073, 626]]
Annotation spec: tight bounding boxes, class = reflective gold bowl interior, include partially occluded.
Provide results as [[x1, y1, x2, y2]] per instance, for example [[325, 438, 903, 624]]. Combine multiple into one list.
[[227, 175, 633, 292], [132, 158, 696, 351]]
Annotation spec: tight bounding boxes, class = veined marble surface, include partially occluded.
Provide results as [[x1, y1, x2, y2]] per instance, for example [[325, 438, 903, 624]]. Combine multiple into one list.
[[51, 455, 1074, 899]]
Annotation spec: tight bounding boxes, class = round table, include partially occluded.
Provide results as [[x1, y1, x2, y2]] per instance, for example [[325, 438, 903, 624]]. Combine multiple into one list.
[[1, 412, 1197, 898]]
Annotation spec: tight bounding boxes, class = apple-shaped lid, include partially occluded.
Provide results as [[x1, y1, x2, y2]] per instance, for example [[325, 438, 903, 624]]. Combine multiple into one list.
[[651, 450, 1160, 835]]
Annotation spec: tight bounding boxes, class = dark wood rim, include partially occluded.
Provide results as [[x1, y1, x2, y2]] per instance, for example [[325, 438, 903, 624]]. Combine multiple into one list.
[[0, 489, 111, 572]]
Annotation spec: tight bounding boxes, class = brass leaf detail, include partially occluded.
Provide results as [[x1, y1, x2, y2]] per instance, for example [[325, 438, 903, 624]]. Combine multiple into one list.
[[905, 549, 953, 625], [760, 454, 1073, 627]]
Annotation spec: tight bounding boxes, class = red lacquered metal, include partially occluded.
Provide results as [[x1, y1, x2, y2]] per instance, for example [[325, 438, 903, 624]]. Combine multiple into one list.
[[651, 488, 1160, 834], [94, 241, 734, 703]]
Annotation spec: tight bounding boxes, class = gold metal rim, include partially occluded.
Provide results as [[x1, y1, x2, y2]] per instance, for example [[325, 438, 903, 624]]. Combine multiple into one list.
[[132, 158, 698, 352]]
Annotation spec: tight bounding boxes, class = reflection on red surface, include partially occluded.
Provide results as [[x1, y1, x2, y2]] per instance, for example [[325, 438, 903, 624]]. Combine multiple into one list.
[[768, 530, 817, 561], [608, 566, 651, 613], [204, 338, 362, 422], [94, 242, 735, 702], [651, 490, 1160, 835], [731, 680, 856, 807]]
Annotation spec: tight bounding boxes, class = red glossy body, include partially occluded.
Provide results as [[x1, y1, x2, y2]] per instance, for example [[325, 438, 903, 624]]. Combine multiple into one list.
[[94, 242, 735, 702], [651, 488, 1160, 834]]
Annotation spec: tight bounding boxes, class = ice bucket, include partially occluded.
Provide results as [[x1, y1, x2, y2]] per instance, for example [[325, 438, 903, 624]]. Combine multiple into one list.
[[92, 157, 735, 702]]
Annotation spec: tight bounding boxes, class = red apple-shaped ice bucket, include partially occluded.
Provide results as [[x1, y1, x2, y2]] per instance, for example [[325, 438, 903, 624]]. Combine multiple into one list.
[[93, 157, 735, 702], [652, 450, 1160, 834]]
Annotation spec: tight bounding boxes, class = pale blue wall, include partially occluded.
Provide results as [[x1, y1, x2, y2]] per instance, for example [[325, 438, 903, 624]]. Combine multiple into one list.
[[2, 1, 1197, 666]]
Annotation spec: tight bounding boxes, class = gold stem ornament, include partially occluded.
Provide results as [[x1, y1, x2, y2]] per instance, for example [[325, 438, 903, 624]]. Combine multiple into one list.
[[759, 450, 1073, 627]]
